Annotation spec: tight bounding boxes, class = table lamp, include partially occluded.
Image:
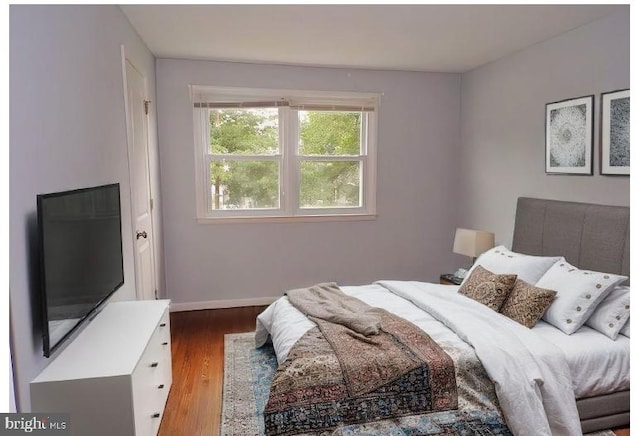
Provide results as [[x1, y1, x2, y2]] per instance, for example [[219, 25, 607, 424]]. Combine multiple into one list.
[[453, 228, 495, 267]]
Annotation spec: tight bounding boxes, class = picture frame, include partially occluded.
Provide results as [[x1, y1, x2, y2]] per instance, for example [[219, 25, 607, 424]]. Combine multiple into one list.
[[545, 95, 594, 175], [600, 89, 630, 175]]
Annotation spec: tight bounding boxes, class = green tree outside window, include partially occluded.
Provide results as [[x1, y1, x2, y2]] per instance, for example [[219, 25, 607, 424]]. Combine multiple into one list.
[[209, 108, 362, 210]]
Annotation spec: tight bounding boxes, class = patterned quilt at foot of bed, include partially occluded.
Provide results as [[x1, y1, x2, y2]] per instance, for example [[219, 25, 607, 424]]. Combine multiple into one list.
[[263, 308, 510, 435]]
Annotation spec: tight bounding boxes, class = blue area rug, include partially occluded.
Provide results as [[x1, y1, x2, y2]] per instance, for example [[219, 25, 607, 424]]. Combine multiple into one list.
[[221, 332, 616, 436], [222, 333, 277, 435]]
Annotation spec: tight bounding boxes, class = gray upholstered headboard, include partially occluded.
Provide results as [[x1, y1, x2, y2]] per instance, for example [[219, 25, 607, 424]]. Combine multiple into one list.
[[512, 197, 630, 281]]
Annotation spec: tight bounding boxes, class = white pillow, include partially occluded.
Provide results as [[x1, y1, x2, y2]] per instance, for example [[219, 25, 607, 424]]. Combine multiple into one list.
[[585, 286, 630, 339], [620, 320, 630, 338], [461, 245, 561, 286], [537, 259, 628, 334]]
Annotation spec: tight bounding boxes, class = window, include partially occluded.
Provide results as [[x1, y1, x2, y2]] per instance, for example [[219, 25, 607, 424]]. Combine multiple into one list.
[[192, 86, 379, 221]]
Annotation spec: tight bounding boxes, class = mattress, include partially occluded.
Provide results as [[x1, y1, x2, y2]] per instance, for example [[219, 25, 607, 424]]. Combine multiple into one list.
[[257, 281, 630, 435], [260, 283, 631, 399]]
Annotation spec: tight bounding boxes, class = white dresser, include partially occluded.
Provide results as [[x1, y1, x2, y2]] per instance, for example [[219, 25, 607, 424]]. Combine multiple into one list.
[[31, 300, 172, 436]]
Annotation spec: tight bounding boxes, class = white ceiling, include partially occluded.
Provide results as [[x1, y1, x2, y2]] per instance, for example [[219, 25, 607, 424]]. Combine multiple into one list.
[[121, 4, 623, 73]]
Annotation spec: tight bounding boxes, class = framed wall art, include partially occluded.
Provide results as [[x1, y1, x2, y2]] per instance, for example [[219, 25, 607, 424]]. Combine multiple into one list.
[[545, 95, 594, 175], [600, 89, 630, 175]]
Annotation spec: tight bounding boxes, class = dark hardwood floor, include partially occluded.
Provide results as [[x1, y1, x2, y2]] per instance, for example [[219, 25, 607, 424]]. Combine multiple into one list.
[[158, 306, 266, 436], [158, 306, 630, 436]]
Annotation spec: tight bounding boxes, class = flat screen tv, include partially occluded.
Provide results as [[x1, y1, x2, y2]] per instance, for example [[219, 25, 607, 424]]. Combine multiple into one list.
[[37, 183, 124, 357]]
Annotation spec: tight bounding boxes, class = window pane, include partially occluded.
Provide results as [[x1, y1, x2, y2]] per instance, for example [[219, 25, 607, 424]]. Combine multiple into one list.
[[298, 111, 361, 156], [210, 160, 279, 210], [300, 161, 361, 208], [209, 108, 279, 155]]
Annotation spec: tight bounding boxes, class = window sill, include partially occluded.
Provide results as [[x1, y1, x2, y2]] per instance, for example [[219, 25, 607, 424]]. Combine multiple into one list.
[[196, 213, 377, 224]]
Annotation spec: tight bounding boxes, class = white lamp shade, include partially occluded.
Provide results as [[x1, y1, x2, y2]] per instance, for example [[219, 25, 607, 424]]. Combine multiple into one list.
[[453, 228, 495, 258]]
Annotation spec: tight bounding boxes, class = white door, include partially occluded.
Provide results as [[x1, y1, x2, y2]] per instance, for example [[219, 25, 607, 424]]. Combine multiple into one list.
[[124, 58, 156, 300]]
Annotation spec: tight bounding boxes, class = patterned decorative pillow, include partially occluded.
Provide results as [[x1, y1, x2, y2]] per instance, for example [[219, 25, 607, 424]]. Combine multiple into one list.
[[458, 265, 517, 311], [500, 279, 557, 328], [461, 245, 561, 287], [536, 259, 628, 335], [585, 286, 630, 340]]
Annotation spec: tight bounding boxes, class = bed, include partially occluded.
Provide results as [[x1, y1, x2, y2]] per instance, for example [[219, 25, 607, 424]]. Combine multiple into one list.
[[511, 197, 630, 433], [255, 197, 630, 435]]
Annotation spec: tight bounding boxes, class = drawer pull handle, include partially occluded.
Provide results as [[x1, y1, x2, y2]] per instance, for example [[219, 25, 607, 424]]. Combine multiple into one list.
[[158, 384, 165, 389], [159, 323, 167, 327], [162, 342, 168, 346], [152, 413, 160, 419], [150, 362, 159, 368]]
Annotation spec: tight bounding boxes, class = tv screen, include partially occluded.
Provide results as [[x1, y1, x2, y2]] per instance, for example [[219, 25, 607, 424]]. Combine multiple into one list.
[[37, 183, 124, 357]]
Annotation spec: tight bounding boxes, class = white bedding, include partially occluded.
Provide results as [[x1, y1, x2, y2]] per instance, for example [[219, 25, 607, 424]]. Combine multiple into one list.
[[256, 281, 628, 436], [256, 283, 459, 364], [532, 320, 630, 398], [429, 286, 631, 399]]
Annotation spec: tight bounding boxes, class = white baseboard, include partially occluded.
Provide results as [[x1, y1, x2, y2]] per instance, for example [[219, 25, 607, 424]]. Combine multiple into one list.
[[169, 296, 278, 312]]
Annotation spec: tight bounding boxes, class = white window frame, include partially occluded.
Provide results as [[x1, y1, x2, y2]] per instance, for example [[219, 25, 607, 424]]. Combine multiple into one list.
[[192, 86, 379, 223]]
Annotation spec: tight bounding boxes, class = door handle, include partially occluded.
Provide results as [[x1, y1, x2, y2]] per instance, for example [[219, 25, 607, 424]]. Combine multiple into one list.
[[136, 230, 148, 240]]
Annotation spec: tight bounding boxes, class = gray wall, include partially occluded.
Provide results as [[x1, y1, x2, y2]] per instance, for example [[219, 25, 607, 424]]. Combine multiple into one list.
[[459, 9, 630, 246], [10, 5, 163, 411], [156, 59, 462, 305]]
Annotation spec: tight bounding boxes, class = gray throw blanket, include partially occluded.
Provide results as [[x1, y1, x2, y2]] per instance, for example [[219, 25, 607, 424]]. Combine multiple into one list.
[[285, 282, 381, 336]]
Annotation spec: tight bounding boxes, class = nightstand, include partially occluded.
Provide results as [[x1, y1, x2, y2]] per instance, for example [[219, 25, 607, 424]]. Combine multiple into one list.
[[440, 274, 463, 285]]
